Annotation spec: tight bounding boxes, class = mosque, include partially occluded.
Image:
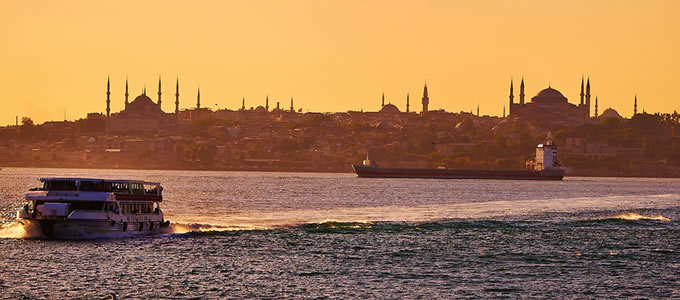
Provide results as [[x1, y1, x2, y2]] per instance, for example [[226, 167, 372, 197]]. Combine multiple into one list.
[[508, 77, 594, 125], [377, 83, 429, 115], [104, 77, 209, 132], [102, 75, 629, 133], [103, 77, 304, 132], [105, 78, 174, 132]]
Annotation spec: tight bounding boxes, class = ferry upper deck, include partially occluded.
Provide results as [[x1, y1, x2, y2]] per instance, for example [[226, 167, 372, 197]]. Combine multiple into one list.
[[27, 177, 163, 202]]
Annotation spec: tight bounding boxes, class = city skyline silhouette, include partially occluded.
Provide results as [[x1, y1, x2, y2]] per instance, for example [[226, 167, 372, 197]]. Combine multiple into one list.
[[2, 1, 679, 125]]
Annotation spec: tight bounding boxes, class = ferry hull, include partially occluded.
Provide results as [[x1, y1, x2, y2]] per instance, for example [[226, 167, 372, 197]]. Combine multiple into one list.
[[352, 165, 565, 180], [20, 219, 170, 239]]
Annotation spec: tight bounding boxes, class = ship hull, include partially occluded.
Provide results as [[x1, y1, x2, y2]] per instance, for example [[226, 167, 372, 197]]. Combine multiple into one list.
[[352, 165, 564, 180], [19, 219, 170, 239]]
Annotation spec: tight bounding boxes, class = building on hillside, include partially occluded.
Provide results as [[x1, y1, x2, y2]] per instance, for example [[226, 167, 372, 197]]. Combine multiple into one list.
[[508, 77, 593, 126], [105, 77, 216, 131], [107, 91, 169, 132]]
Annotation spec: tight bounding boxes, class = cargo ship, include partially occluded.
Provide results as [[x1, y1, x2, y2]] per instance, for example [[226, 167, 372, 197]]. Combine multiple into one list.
[[16, 177, 170, 239], [352, 136, 565, 180]]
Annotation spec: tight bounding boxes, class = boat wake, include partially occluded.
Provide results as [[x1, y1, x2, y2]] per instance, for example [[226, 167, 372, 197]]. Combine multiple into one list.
[[166, 222, 260, 234], [0, 219, 260, 239], [0, 221, 46, 239], [611, 212, 670, 222]]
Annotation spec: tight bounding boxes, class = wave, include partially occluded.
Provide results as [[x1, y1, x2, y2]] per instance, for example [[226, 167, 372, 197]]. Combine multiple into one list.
[[1, 209, 674, 239], [611, 212, 670, 222], [165, 222, 262, 234], [298, 219, 373, 233], [573, 212, 672, 226]]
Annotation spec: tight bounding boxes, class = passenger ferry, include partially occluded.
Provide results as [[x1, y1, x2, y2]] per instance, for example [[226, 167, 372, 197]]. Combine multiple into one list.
[[16, 177, 170, 239]]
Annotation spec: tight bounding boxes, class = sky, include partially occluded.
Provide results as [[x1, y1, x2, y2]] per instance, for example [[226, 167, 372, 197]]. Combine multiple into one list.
[[1, 0, 679, 125]]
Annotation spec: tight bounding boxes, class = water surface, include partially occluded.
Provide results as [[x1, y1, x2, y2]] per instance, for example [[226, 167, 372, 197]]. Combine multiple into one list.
[[1, 168, 678, 298]]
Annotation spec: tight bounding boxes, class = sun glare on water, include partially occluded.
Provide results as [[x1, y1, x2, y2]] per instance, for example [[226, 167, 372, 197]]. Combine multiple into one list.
[[612, 212, 670, 222], [167, 223, 265, 234], [0, 221, 45, 239]]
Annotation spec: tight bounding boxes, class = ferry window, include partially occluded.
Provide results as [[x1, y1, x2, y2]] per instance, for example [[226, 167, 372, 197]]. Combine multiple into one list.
[[70, 202, 104, 210], [80, 181, 113, 192], [131, 183, 145, 194], [45, 180, 77, 191], [112, 183, 130, 193], [144, 185, 158, 195]]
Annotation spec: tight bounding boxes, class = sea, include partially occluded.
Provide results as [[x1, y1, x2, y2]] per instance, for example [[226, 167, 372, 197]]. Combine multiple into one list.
[[0, 167, 679, 299]]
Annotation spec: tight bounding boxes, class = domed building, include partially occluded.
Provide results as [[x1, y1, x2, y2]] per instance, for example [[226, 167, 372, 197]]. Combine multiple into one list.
[[107, 91, 168, 132], [125, 94, 165, 116], [105, 77, 177, 132], [508, 77, 593, 126], [379, 103, 401, 114], [599, 108, 624, 120], [531, 87, 568, 103]]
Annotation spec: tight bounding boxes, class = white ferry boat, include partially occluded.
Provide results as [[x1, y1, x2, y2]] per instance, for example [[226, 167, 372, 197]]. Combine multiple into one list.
[[16, 177, 170, 239]]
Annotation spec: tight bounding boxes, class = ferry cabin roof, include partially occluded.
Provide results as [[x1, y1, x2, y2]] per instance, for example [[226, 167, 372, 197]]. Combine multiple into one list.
[[39, 177, 160, 186], [26, 177, 163, 202]]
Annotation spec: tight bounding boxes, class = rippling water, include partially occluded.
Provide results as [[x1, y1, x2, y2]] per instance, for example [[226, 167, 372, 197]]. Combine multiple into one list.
[[1, 168, 679, 298]]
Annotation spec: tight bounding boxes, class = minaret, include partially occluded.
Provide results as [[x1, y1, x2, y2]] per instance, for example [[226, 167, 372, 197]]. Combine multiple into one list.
[[290, 97, 294, 112], [634, 95, 638, 115], [106, 76, 111, 117], [276, 102, 280, 110], [242, 97, 246, 110], [197, 88, 201, 109], [509, 79, 514, 115], [406, 93, 410, 113], [579, 76, 584, 106], [157, 76, 162, 109], [477, 105, 480, 117], [175, 78, 180, 114], [594, 96, 599, 117], [503, 106, 506, 118], [382, 93, 385, 107], [124, 78, 129, 108], [519, 77, 525, 105], [421, 83, 429, 115], [265, 95, 269, 111], [585, 78, 591, 119]]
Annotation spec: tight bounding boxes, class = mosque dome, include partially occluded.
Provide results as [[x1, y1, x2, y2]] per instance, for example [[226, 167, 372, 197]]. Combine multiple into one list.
[[123, 93, 162, 115], [131, 94, 154, 105], [600, 108, 623, 120], [254, 105, 267, 112], [531, 87, 568, 103], [379, 104, 401, 113]]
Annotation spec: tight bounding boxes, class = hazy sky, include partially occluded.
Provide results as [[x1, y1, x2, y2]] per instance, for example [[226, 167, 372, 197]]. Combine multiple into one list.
[[1, 0, 679, 125]]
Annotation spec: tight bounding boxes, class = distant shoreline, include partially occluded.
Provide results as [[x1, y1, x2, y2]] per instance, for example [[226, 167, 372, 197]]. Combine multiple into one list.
[[2, 163, 679, 179]]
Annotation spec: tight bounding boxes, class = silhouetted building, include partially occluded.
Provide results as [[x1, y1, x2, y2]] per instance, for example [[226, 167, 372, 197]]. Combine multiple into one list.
[[508, 77, 592, 126], [107, 91, 168, 132], [599, 108, 624, 120]]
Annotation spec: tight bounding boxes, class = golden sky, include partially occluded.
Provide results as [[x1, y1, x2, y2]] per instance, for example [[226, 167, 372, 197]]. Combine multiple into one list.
[[1, 0, 679, 125]]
